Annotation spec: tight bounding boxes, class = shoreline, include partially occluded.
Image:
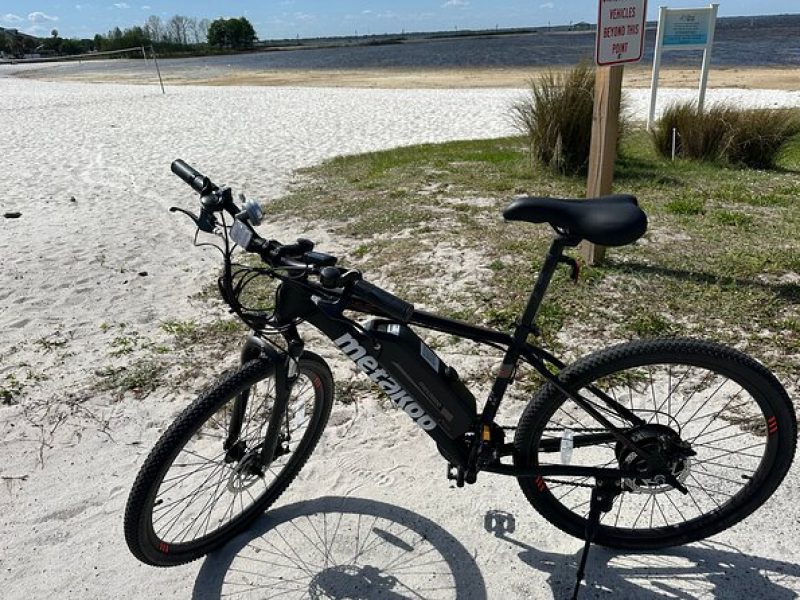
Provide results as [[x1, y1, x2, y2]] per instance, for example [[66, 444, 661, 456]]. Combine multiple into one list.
[[9, 64, 800, 90]]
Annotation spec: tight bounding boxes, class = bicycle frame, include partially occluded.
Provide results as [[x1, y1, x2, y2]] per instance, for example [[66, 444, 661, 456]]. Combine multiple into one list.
[[262, 234, 645, 482]]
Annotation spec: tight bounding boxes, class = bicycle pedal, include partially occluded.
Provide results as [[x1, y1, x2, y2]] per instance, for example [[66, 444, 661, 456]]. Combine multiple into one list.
[[446, 463, 466, 487]]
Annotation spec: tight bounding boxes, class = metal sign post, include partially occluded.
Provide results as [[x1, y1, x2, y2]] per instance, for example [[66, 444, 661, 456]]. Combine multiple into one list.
[[647, 3, 719, 130], [582, 0, 647, 265]]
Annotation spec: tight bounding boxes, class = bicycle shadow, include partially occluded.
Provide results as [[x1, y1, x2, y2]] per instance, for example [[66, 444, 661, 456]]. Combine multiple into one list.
[[485, 510, 800, 599], [193, 496, 487, 600], [604, 259, 800, 303]]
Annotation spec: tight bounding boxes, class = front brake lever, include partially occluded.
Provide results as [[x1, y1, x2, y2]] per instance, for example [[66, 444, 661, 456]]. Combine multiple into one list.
[[169, 206, 217, 233]]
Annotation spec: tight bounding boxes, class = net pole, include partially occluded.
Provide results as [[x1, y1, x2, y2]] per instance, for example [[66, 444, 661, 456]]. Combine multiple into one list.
[[149, 45, 165, 95]]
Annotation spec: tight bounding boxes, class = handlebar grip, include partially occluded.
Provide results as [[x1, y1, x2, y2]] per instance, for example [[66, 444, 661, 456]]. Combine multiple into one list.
[[353, 280, 415, 323], [171, 159, 213, 194]]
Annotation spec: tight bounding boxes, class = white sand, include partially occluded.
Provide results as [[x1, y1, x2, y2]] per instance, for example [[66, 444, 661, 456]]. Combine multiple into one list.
[[2, 70, 800, 599]]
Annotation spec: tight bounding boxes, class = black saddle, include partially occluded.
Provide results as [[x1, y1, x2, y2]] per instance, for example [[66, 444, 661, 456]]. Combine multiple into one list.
[[503, 194, 647, 247]]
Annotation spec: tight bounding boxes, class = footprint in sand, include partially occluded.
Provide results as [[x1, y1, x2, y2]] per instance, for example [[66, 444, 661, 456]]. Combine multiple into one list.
[[336, 455, 397, 487]]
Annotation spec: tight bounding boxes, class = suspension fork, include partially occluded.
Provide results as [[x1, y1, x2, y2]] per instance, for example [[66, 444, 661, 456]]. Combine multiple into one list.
[[224, 334, 292, 455], [258, 327, 304, 466], [256, 354, 296, 466]]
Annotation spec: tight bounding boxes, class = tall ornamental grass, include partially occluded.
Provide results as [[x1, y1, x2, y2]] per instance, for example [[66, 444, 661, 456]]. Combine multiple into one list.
[[511, 64, 598, 175], [652, 101, 800, 169], [727, 108, 800, 168]]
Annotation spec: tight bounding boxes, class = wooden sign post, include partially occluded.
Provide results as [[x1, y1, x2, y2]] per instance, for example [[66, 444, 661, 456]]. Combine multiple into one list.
[[582, 0, 647, 265], [581, 64, 625, 265]]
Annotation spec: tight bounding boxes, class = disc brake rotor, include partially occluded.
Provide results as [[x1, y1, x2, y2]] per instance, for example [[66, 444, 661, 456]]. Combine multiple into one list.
[[616, 424, 693, 494]]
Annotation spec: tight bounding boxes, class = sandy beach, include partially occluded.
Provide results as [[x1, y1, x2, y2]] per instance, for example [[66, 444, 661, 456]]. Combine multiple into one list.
[[16, 63, 800, 90], [2, 65, 800, 599]]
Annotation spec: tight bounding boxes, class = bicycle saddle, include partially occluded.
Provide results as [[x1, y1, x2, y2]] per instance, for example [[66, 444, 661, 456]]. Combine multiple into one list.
[[503, 194, 647, 247]]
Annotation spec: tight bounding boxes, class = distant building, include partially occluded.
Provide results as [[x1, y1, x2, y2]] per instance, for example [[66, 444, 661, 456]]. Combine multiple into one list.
[[572, 22, 593, 31], [0, 26, 37, 41]]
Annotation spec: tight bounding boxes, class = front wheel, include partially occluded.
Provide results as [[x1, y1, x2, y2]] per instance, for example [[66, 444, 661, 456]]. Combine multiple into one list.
[[514, 338, 796, 550], [124, 351, 334, 566]]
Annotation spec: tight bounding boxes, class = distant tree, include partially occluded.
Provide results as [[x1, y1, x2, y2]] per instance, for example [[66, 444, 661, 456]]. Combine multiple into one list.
[[206, 19, 227, 47], [197, 18, 210, 43], [60, 38, 85, 55], [166, 15, 190, 45], [144, 15, 163, 43], [43, 29, 61, 53], [207, 16, 256, 49]]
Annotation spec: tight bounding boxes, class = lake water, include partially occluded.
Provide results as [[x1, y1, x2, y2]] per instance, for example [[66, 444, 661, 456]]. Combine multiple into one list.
[[7, 18, 799, 79]]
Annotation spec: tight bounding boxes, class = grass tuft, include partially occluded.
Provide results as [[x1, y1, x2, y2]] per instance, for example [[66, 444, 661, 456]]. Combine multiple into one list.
[[652, 101, 800, 169], [510, 63, 598, 175]]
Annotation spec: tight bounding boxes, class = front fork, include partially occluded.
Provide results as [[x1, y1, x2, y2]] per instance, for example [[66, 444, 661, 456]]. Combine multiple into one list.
[[224, 331, 304, 469]]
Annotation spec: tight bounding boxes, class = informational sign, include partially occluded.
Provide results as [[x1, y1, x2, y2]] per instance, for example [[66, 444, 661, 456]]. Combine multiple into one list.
[[663, 9, 712, 47], [595, 0, 648, 66], [647, 4, 719, 130]]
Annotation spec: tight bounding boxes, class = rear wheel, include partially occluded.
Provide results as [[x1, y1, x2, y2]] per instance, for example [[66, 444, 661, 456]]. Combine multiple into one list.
[[124, 351, 334, 565], [514, 338, 796, 549]]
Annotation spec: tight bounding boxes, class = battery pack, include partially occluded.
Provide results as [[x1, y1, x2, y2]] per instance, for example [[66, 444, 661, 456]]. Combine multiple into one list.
[[366, 320, 477, 439]]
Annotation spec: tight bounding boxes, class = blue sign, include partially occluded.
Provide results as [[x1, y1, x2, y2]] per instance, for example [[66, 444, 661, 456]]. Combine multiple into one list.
[[663, 10, 711, 46]]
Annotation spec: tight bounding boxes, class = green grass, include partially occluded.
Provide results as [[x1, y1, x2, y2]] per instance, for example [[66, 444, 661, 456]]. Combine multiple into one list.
[[95, 360, 168, 399], [1, 373, 24, 406], [651, 101, 800, 168], [665, 195, 705, 216], [257, 127, 800, 376], [511, 63, 597, 174]]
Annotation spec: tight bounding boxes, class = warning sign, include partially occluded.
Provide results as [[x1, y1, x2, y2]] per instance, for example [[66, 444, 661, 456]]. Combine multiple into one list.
[[595, 0, 648, 66]]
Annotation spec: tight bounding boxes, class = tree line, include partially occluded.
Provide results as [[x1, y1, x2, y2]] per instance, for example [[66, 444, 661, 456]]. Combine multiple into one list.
[[0, 15, 256, 58], [95, 15, 256, 53]]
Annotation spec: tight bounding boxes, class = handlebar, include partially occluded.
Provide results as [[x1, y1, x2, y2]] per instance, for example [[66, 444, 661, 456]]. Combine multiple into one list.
[[170, 159, 416, 323], [171, 159, 216, 195]]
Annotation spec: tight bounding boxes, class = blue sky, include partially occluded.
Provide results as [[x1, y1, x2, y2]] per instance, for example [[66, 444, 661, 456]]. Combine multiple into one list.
[[1, 1, 797, 40]]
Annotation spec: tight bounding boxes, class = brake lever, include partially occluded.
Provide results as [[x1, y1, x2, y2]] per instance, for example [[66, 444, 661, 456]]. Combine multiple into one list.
[[169, 206, 217, 233]]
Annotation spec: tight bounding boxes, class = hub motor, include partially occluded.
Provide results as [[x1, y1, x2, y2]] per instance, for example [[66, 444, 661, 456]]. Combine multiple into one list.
[[615, 424, 695, 494]]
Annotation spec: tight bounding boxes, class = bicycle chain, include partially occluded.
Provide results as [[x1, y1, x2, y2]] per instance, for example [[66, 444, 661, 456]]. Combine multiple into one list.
[[541, 478, 597, 488], [543, 427, 609, 432]]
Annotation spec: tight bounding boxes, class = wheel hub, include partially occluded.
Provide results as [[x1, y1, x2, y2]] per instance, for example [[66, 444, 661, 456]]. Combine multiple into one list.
[[615, 424, 694, 494], [227, 448, 266, 492]]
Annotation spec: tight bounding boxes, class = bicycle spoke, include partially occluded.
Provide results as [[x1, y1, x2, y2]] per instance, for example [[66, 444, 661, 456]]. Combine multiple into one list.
[[529, 351, 779, 541]]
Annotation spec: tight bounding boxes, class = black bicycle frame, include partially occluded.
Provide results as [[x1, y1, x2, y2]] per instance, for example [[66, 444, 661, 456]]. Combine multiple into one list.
[[270, 235, 645, 481]]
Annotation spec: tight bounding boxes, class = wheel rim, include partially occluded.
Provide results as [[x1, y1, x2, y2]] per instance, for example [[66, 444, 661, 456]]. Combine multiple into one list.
[[148, 369, 321, 548], [531, 360, 776, 536]]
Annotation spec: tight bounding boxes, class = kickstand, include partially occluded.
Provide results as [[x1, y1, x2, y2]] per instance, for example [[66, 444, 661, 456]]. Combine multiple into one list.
[[572, 479, 618, 600]]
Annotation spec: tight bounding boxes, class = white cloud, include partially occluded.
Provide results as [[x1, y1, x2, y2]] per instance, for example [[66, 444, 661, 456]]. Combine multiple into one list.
[[113, 2, 130, 8], [2, 13, 23, 22], [141, 5, 151, 9], [293, 12, 314, 22], [539, 2, 555, 8], [28, 12, 59, 23], [358, 9, 396, 19], [442, 0, 469, 7]]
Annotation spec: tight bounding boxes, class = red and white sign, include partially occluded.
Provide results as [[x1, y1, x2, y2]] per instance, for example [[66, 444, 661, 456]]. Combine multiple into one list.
[[596, 0, 648, 66]]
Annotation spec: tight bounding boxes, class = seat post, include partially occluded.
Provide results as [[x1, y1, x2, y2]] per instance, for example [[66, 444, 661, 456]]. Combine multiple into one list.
[[514, 235, 572, 336], [479, 234, 577, 425]]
